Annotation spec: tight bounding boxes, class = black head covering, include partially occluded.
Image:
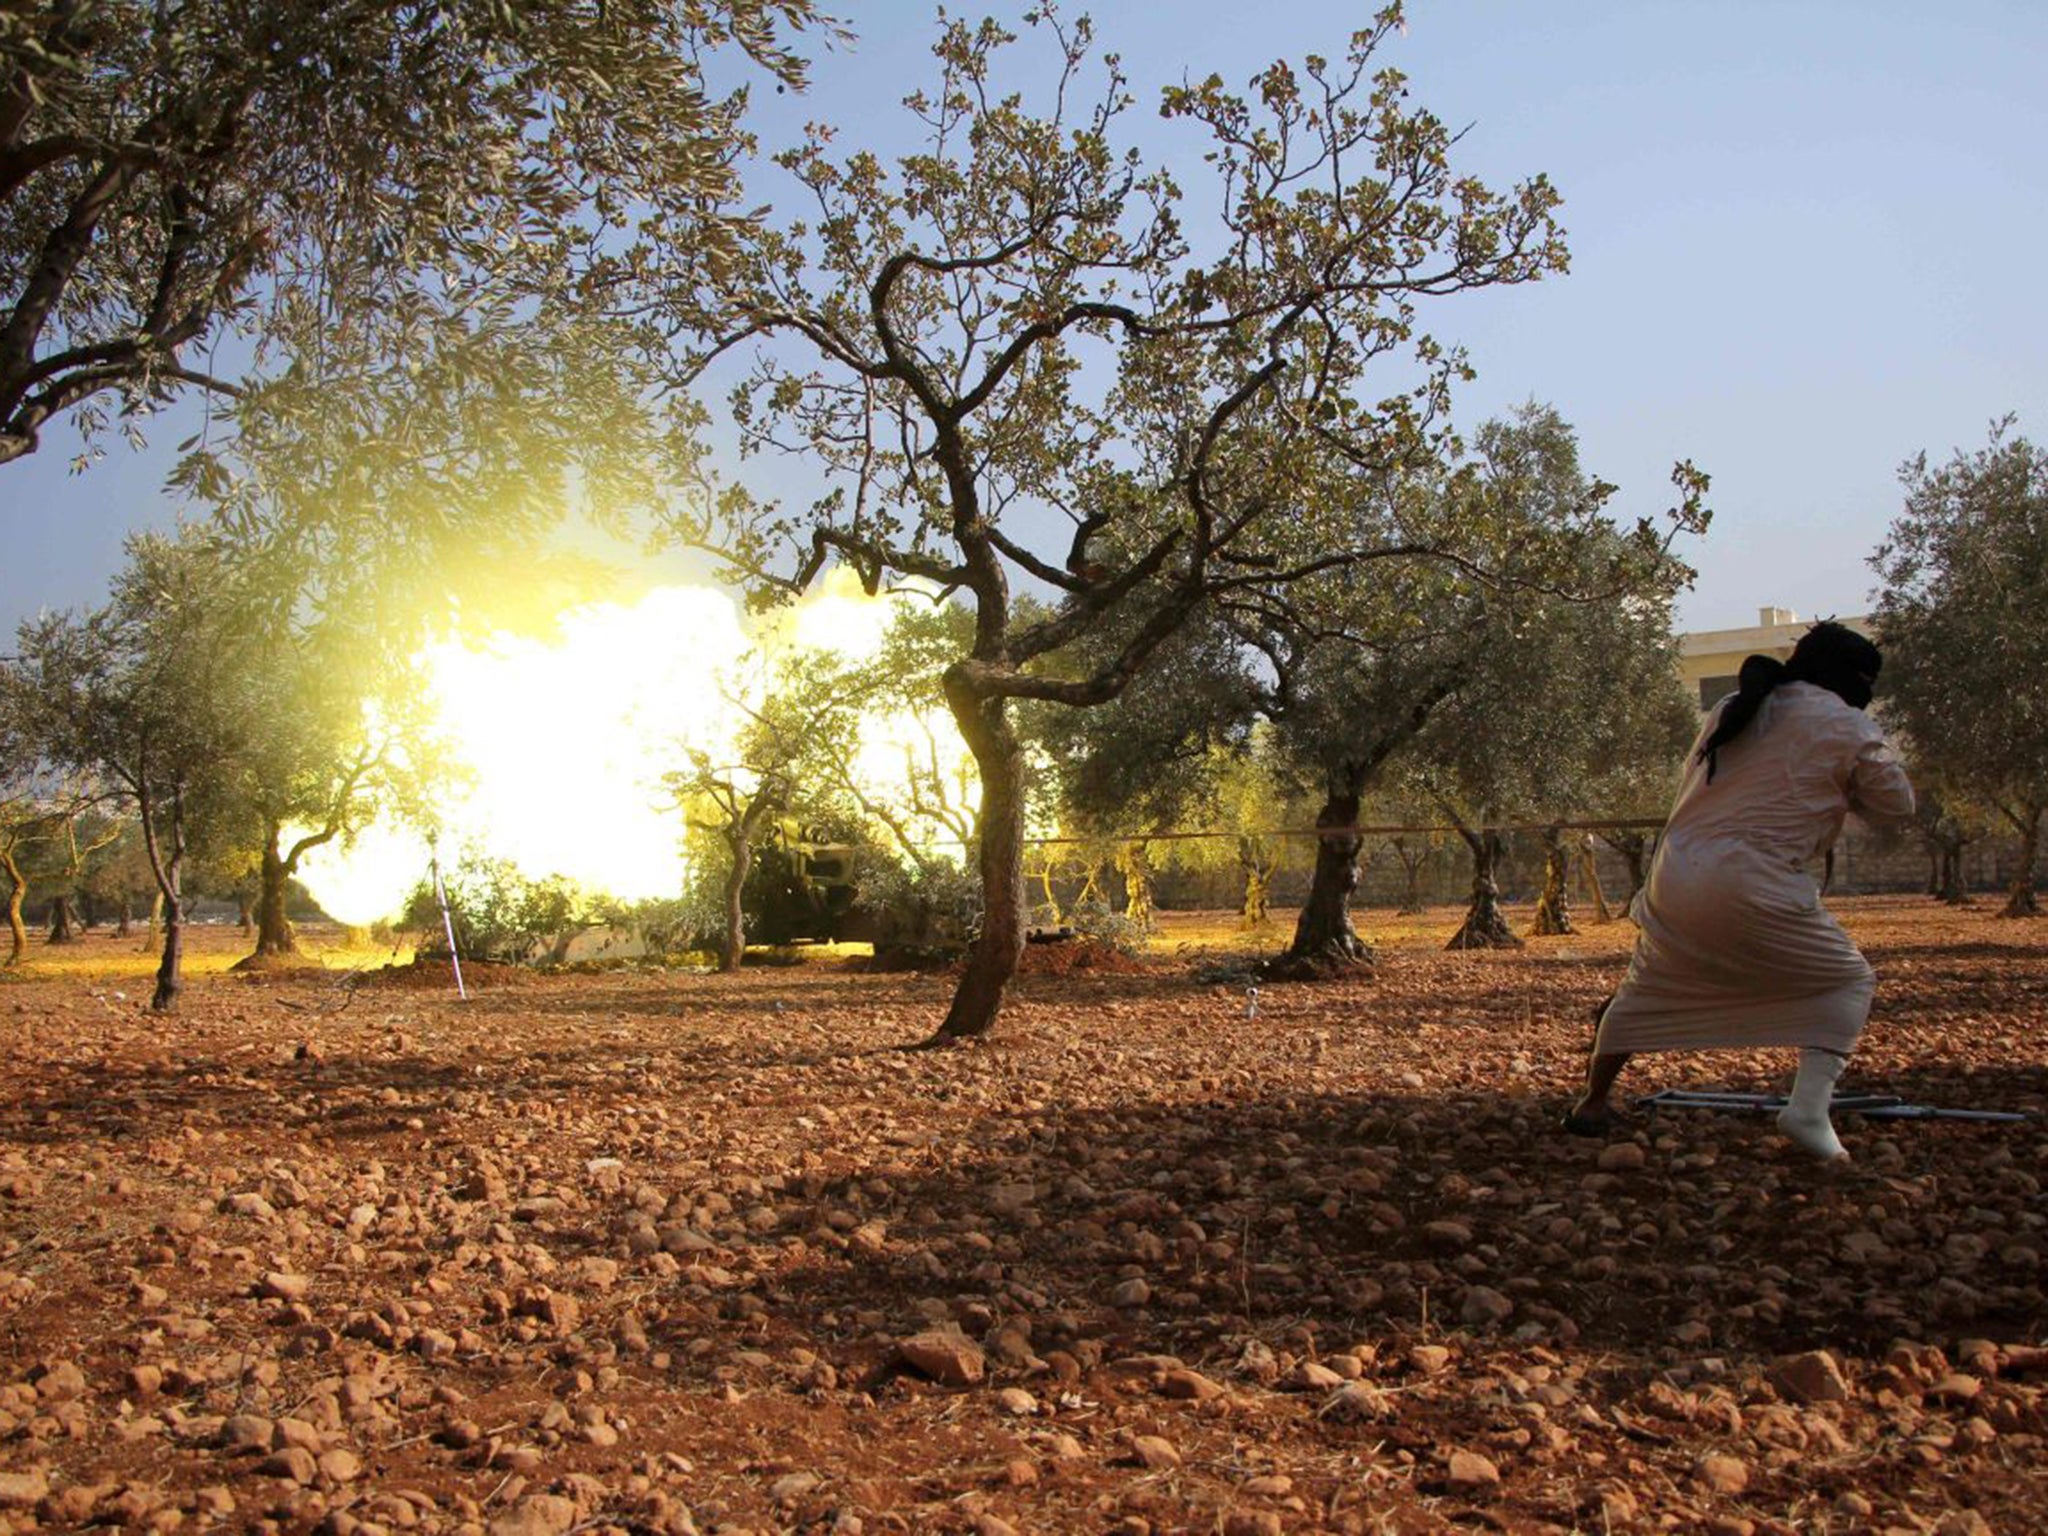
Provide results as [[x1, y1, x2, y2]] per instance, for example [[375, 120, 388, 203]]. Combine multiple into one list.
[[1696, 620, 1881, 782]]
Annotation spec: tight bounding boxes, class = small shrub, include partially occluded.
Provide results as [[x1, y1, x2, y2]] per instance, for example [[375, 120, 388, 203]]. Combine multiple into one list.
[[405, 857, 583, 965], [1066, 899, 1149, 956]]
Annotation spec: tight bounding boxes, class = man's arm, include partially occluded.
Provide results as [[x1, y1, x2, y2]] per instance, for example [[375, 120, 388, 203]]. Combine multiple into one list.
[[1848, 727, 1916, 827]]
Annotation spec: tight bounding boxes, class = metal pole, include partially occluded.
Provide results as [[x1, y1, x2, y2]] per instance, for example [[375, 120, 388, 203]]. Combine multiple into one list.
[[430, 855, 467, 1002]]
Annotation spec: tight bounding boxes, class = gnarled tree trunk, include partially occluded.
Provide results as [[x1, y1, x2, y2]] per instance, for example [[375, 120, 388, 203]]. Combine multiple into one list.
[[1278, 776, 1372, 975], [1118, 841, 1155, 929], [1529, 825, 1574, 936], [155, 887, 185, 1010], [1601, 830, 1652, 910], [1239, 838, 1274, 929], [1275, 683, 1465, 974], [933, 681, 1026, 1041], [1389, 835, 1430, 915], [253, 831, 296, 956], [719, 835, 752, 973], [2003, 808, 2042, 918], [1922, 828, 1974, 905], [721, 796, 783, 972], [2, 848, 26, 966], [45, 893, 76, 944], [1579, 833, 1614, 923], [1937, 840, 1972, 905], [1035, 858, 1063, 925], [245, 817, 355, 964], [138, 783, 189, 1013], [1448, 825, 1520, 950], [1075, 860, 1105, 908]]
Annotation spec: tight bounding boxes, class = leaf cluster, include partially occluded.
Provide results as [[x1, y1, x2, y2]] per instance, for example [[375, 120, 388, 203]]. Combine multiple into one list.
[[2, 0, 822, 467]]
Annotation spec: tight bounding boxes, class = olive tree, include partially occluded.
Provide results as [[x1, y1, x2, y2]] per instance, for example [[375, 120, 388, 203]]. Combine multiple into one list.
[[1385, 410, 1697, 949], [1252, 405, 1699, 966], [1909, 769, 1990, 906], [668, 658, 864, 973], [1254, 555, 1482, 973], [1872, 418, 2048, 916], [216, 640, 404, 964], [0, 692, 109, 963], [665, 6, 1571, 1039], [5, 534, 250, 1007]]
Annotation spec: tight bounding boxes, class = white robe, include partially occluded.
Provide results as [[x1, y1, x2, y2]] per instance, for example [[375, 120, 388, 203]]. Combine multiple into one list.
[[1595, 682, 1916, 1057]]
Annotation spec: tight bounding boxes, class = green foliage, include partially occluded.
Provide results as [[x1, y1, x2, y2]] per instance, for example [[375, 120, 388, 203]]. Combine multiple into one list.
[[6, 532, 251, 834], [2, 0, 823, 469], [584, 894, 721, 962], [1873, 417, 2048, 835], [1063, 900, 1150, 956], [854, 855, 982, 960], [1034, 612, 1264, 840], [1399, 406, 1699, 830], [670, 5, 1572, 692], [406, 856, 581, 966]]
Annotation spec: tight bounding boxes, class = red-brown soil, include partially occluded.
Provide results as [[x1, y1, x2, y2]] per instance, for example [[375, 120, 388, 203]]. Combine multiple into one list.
[[0, 898, 2043, 1535]]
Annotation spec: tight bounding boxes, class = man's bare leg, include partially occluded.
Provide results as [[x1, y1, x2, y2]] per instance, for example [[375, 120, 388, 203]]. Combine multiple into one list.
[[1562, 994, 1632, 1135], [1564, 1051, 1634, 1135]]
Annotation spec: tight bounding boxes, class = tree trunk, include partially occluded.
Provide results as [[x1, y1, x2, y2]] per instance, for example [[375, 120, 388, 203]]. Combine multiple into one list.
[[1390, 836, 1428, 915], [719, 832, 752, 973], [145, 890, 163, 951], [1922, 838, 1943, 897], [155, 884, 185, 1011], [46, 893, 76, 943], [1529, 825, 1574, 936], [933, 683, 1026, 1041], [1601, 830, 1651, 909], [138, 785, 188, 1013], [2002, 810, 2041, 918], [1239, 840, 1272, 929], [1118, 841, 1155, 929], [1076, 862, 1104, 907], [2, 850, 25, 967], [252, 828, 296, 956], [114, 895, 132, 938], [1037, 860, 1062, 925], [1936, 837, 1973, 905], [1580, 834, 1614, 923], [1448, 827, 1521, 949], [1278, 778, 1373, 974]]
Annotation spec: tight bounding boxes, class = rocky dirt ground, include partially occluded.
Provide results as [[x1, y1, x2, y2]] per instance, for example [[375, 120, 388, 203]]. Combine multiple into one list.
[[1, 898, 2044, 1536]]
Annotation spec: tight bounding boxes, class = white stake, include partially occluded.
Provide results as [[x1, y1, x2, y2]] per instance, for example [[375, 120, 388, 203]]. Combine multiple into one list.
[[431, 855, 467, 1002]]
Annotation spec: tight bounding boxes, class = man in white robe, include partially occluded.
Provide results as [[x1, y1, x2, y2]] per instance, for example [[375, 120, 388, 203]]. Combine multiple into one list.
[[1565, 623, 1915, 1160]]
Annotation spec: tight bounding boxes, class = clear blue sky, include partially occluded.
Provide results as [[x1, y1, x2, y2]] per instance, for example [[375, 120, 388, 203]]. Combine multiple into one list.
[[4, 0, 2042, 635]]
